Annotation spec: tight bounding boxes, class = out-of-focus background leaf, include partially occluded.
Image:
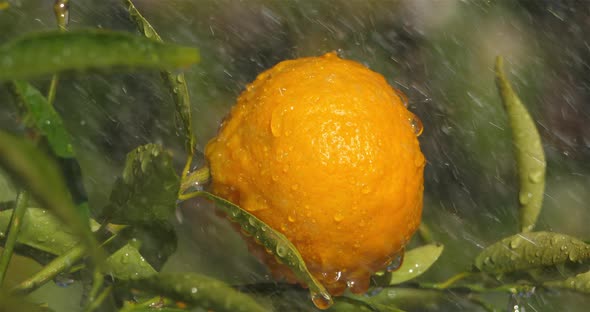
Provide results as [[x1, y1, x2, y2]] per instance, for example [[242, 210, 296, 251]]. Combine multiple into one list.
[[1, 1, 590, 311]]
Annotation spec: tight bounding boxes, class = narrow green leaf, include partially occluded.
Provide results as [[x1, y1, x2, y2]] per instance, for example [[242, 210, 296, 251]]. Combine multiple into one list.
[[0, 168, 16, 203], [128, 272, 266, 312], [123, 0, 195, 152], [104, 243, 157, 280], [475, 231, 590, 274], [389, 244, 444, 285], [0, 131, 98, 257], [196, 191, 333, 308], [0, 30, 199, 81], [544, 269, 590, 293], [11, 81, 74, 158], [495, 56, 546, 233], [0, 208, 79, 256], [104, 144, 180, 225]]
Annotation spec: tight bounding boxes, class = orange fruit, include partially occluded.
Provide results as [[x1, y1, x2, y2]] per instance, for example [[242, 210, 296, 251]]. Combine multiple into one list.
[[205, 52, 424, 296]]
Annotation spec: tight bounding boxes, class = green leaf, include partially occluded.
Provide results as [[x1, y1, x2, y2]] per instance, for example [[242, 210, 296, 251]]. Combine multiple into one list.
[[495, 56, 546, 233], [128, 272, 266, 312], [388, 244, 444, 285], [195, 191, 333, 309], [123, 0, 195, 152], [119, 222, 177, 271], [11, 81, 74, 158], [0, 130, 98, 258], [0, 208, 79, 256], [475, 231, 590, 274], [105, 144, 180, 225], [104, 243, 157, 280], [0, 30, 199, 81], [0, 167, 16, 203], [544, 269, 590, 293]]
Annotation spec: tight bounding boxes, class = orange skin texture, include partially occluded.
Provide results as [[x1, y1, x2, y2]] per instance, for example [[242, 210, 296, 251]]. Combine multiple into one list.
[[205, 52, 424, 295]]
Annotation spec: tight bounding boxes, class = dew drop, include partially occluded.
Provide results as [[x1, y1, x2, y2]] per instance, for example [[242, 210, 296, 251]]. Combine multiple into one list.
[[408, 114, 423, 136], [276, 244, 287, 257], [386, 252, 405, 272], [528, 170, 544, 183], [333, 213, 344, 222], [291, 184, 299, 191], [311, 291, 333, 310], [248, 217, 257, 227], [395, 89, 409, 107], [518, 191, 532, 205], [510, 237, 522, 249], [288, 215, 296, 223]]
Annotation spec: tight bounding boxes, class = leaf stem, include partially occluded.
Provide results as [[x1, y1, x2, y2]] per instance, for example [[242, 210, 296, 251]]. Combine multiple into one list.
[[84, 285, 113, 312], [0, 190, 29, 285], [12, 243, 86, 294], [85, 267, 104, 309], [418, 223, 434, 244], [424, 271, 472, 290], [179, 166, 210, 195]]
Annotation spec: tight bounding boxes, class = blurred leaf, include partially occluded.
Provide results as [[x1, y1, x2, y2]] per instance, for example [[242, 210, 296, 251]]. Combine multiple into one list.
[[544, 269, 590, 293], [104, 144, 180, 225], [104, 243, 157, 280], [0, 291, 53, 312], [495, 56, 546, 233], [11, 80, 74, 158], [195, 191, 333, 308], [0, 30, 199, 81], [0, 168, 16, 203], [0, 130, 98, 257], [123, 0, 196, 152], [120, 222, 177, 271], [388, 244, 444, 285], [0, 208, 79, 256], [128, 272, 266, 312], [475, 232, 590, 274]]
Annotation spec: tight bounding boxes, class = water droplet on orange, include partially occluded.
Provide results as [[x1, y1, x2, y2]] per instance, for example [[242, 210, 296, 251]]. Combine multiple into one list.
[[333, 213, 344, 222], [310, 292, 333, 310], [395, 89, 409, 107], [408, 114, 423, 136], [386, 251, 405, 272]]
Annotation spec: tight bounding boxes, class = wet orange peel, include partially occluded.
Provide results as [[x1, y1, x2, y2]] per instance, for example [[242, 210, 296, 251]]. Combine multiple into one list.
[[205, 52, 425, 297]]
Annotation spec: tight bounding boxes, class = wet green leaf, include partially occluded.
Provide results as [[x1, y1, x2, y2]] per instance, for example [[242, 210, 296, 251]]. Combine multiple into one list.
[[11, 81, 74, 158], [0, 168, 16, 203], [0, 30, 199, 81], [128, 272, 266, 312], [544, 269, 590, 293], [495, 56, 546, 233], [124, 0, 195, 152], [0, 208, 79, 256], [475, 232, 590, 274], [120, 222, 177, 271], [104, 243, 157, 280], [195, 191, 333, 309], [0, 130, 98, 257], [389, 244, 444, 285], [105, 144, 180, 225]]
